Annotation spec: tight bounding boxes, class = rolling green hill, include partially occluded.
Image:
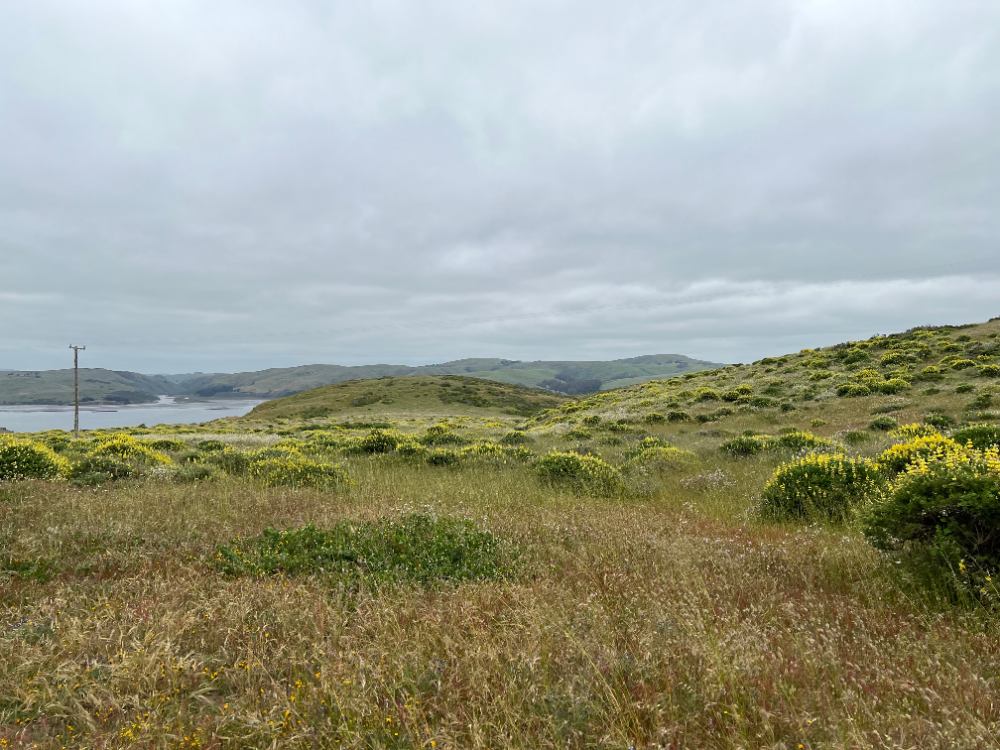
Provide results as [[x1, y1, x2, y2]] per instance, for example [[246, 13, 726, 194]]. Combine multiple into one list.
[[0, 368, 180, 405], [0, 353, 719, 405], [247, 375, 569, 420], [528, 317, 1000, 436]]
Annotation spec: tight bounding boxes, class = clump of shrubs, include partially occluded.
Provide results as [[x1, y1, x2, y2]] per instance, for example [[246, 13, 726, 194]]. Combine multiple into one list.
[[0, 436, 69, 481], [247, 454, 351, 489], [863, 446, 1000, 601], [214, 513, 519, 585], [535, 451, 626, 497], [868, 416, 898, 432], [419, 424, 468, 446], [879, 434, 963, 473], [760, 453, 883, 523], [88, 434, 171, 466], [358, 428, 404, 454], [952, 423, 1000, 450]]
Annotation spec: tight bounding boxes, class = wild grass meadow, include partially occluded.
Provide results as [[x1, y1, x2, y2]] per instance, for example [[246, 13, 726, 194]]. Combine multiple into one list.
[[2, 319, 1000, 749]]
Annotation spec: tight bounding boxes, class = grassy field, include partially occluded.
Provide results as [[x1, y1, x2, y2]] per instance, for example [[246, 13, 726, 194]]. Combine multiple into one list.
[[247, 376, 568, 421], [2, 319, 1000, 749]]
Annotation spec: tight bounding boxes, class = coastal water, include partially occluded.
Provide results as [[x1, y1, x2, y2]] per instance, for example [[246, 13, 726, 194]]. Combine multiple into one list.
[[0, 396, 264, 433]]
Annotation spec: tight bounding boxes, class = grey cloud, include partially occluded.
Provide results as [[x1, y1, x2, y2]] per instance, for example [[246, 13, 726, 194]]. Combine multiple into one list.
[[0, 0, 998, 371]]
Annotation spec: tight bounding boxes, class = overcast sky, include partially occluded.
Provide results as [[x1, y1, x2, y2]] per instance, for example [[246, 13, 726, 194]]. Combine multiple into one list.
[[1, 1, 998, 373]]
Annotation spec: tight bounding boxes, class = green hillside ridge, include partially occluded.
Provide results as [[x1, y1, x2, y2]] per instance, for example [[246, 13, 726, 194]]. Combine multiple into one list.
[[0, 353, 719, 405], [527, 316, 1000, 436], [247, 375, 568, 420], [0, 368, 181, 405]]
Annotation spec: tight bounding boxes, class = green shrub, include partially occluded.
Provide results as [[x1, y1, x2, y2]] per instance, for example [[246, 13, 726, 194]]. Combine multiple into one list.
[[837, 382, 872, 398], [145, 438, 187, 452], [879, 434, 963, 473], [950, 359, 977, 370], [869, 416, 898, 432], [535, 451, 625, 497], [877, 378, 911, 395], [197, 439, 227, 452], [694, 387, 720, 402], [952, 424, 1000, 450], [499, 430, 530, 445], [956, 383, 975, 394], [978, 364, 1000, 378], [209, 447, 252, 475], [394, 440, 428, 459], [760, 453, 883, 523], [623, 445, 696, 474], [721, 434, 771, 456], [247, 455, 350, 489], [969, 393, 994, 410], [772, 430, 835, 451], [641, 412, 666, 424], [924, 412, 954, 429], [68, 455, 134, 484], [863, 448, 1000, 598], [666, 410, 691, 422], [426, 449, 461, 466], [88, 435, 170, 465], [214, 514, 518, 585], [0, 437, 70, 481], [359, 429, 403, 454]]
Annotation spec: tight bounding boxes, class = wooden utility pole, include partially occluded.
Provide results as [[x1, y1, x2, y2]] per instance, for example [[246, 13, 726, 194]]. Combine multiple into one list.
[[69, 344, 85, 436]]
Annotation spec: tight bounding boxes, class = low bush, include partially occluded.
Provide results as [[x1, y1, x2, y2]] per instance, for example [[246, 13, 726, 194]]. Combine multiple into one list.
[[499, 430, 530, 445], [760, 453, 883, 523], [88, 435, 171, 466], [535, 451, 626, 497], [68, 455, 135, 484], [418, 424, 467, 446], [358, 429, 404, 454], [721, 434, 771, 456], [214, 514, 518, 586], [879, 434, 964, 473], [863, 447, 1000, 600], [247, 455, 350, 489], [869, 416, 898, 432], [952, 423, 1000, 450], [623, 445, 696, 474], [0, 436, 70, 481]]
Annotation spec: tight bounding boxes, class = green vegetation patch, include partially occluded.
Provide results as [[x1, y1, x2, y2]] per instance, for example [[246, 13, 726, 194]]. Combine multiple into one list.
[[760, 453, 883, 523], [535, 451, 626, 497], [0, 436, 69, 481], [214, 513, 518, 585]]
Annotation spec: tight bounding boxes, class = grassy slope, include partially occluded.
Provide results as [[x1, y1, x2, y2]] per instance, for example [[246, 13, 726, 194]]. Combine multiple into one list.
[[2, 318, 1000, 748], [177, 355, 721, 398], [528, 317, 1000, 438], [247, 375, 569, 420]]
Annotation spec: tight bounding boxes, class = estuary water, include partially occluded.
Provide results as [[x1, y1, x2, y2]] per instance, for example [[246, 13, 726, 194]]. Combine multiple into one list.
[[0, 396, 265, 433]]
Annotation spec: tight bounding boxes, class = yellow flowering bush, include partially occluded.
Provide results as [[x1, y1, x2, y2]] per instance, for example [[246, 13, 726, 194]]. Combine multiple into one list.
[[863, 446, 1000, 596], [0, 436, 69, 481], [247, 454, 350, 489], [88, 434, 171, 465], [536, 451, 626, 497], [760, 453, 883, 523], [878, 434, 964, 473]]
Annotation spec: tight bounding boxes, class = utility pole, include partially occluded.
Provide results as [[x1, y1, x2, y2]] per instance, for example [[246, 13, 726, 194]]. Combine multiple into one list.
[[69, 345, 85, 436]]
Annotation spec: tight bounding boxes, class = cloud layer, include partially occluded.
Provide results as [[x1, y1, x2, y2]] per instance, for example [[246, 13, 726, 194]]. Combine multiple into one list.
[[1, 1, 997, 371]]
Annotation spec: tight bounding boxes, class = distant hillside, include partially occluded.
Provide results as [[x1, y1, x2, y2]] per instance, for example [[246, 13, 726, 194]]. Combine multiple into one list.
[[247, 375, 568, 420], [0, 353, 720, 405], [178, 353, 720, 399], [0, 368, 180, 406], [529, 317, 1000, 434]]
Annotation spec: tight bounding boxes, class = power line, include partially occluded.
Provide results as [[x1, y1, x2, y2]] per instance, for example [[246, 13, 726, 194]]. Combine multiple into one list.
[[69, 344, 85, 436]]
